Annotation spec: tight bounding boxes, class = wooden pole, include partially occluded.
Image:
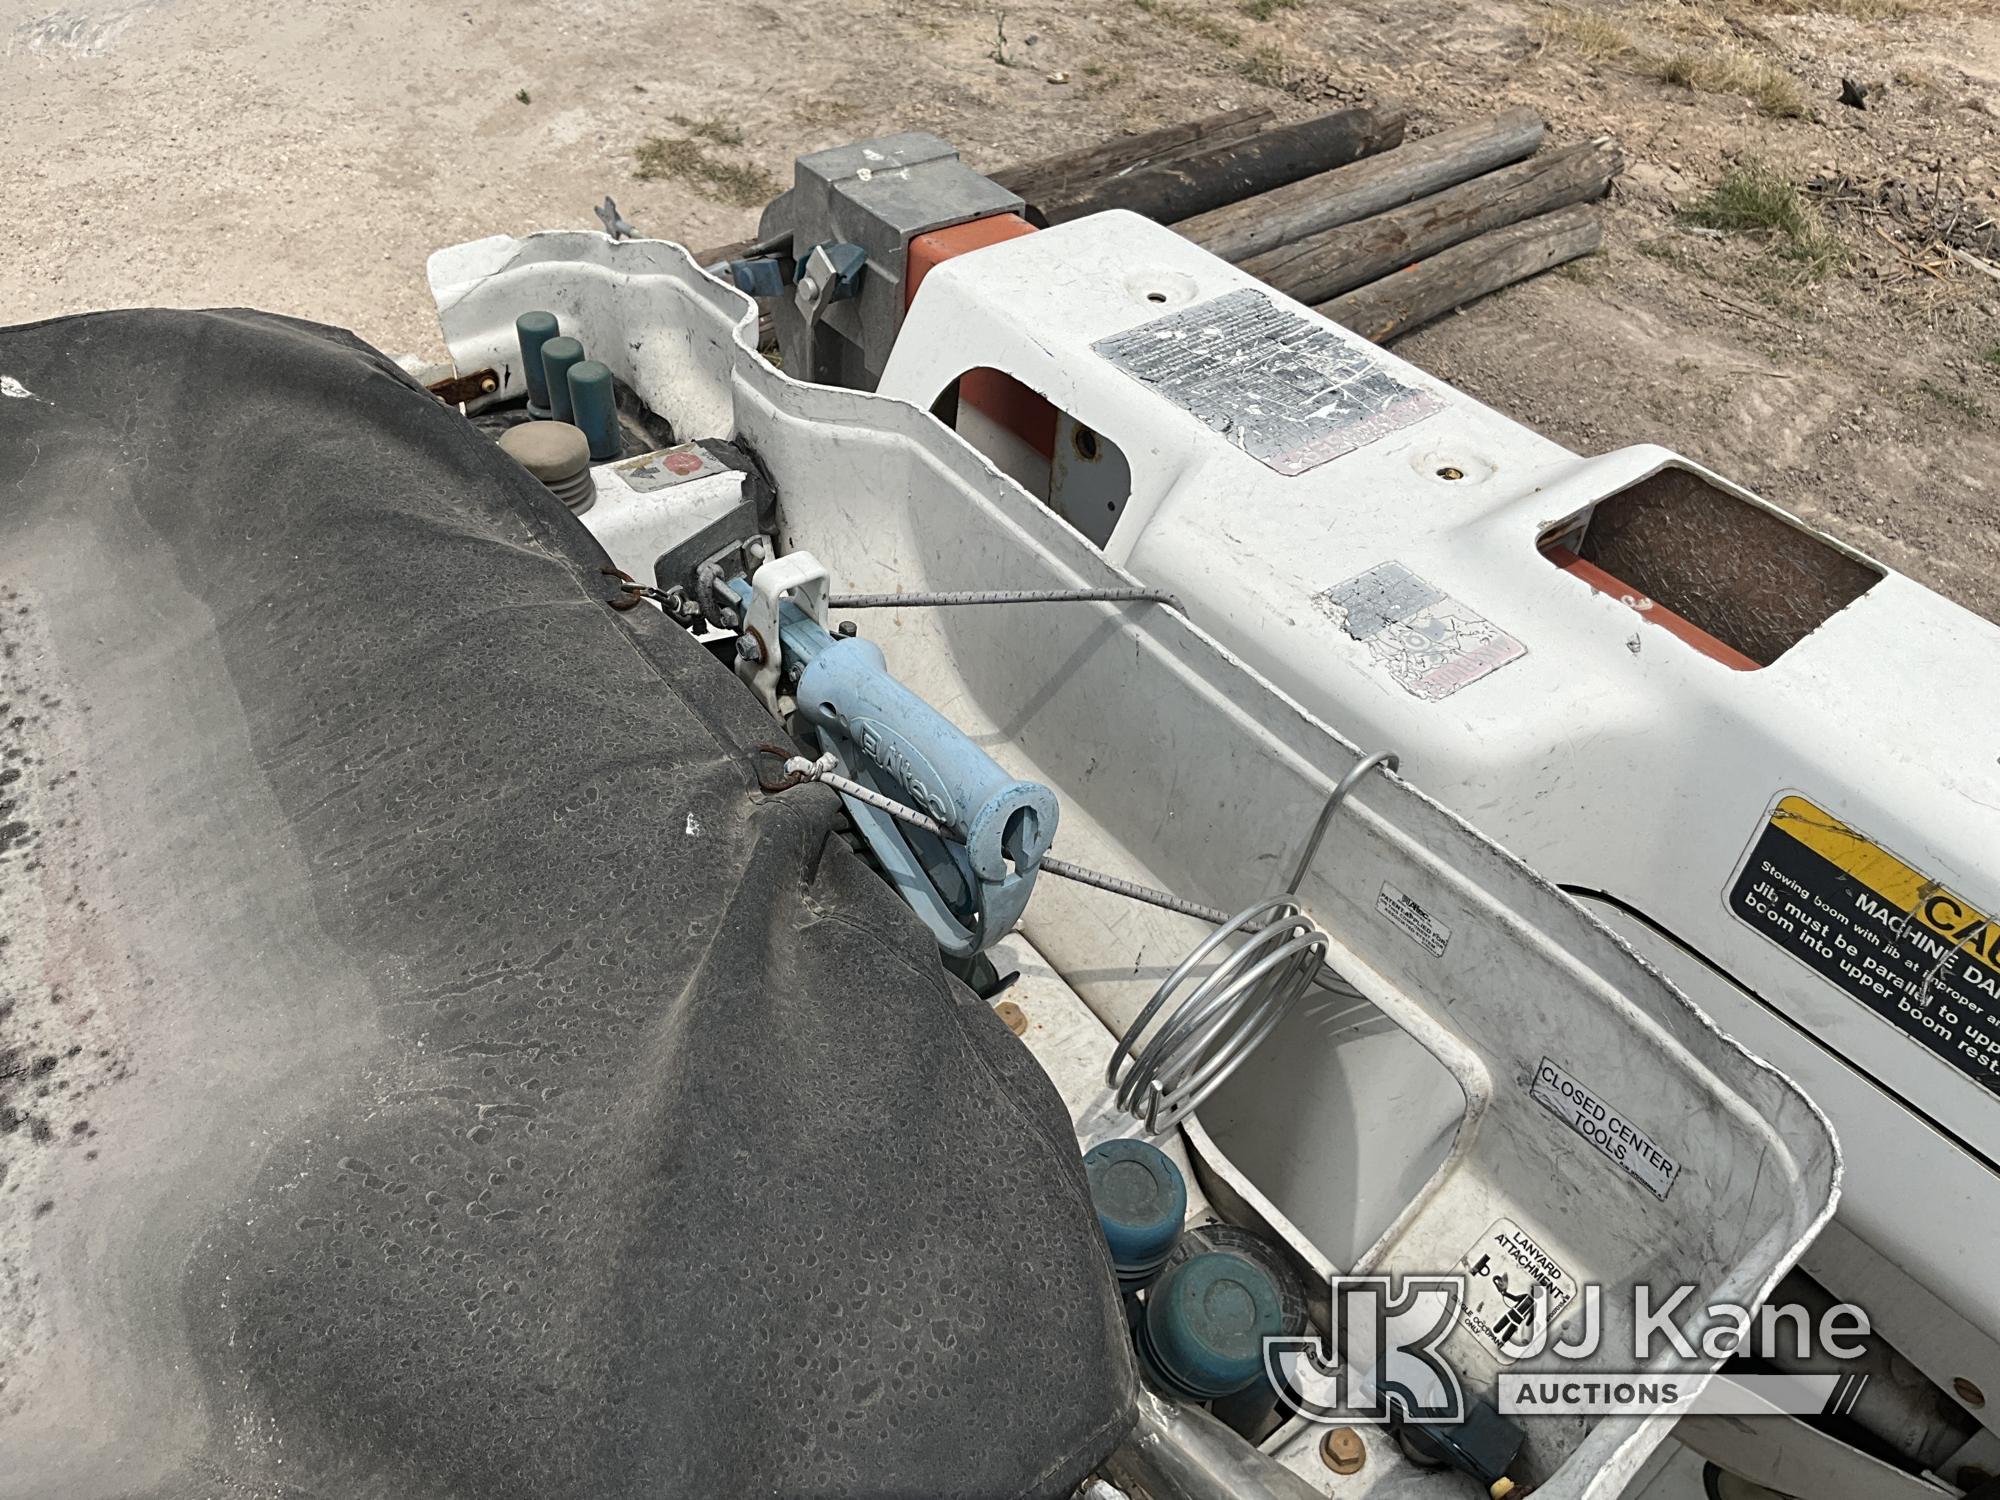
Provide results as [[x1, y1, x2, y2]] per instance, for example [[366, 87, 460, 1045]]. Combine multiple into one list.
[[1178, 108, 1546, 264], [986, 106, 1274, 209], [1037, 106, 1406, 226], [692, 107, 1276, 265], [1320, 204, 1603, 342], [1240, 135, 1621, 305]]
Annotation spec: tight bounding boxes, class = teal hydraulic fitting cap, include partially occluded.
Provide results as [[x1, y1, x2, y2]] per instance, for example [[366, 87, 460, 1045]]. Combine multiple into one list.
[[515, 311, 559, 417], [1083, 1139, 1186, 1294], [1138, 1250, 1284, 1400], [540, 337, 585, 423], [566, 359, 621, 461]]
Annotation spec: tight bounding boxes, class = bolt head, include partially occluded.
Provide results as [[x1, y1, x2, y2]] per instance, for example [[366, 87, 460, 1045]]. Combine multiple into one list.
[[1319, 1426, 1365, 1476], [735, 635, 763, 664], [837, 620, 858, 637]]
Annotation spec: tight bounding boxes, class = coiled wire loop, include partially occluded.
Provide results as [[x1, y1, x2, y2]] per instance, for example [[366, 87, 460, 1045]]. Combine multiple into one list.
[[1106, 896, 1330, 1133]]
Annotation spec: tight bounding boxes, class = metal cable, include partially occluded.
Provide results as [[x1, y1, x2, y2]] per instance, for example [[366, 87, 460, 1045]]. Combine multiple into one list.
[[1039, 856, 1233, 925], [828, 587, 1184, 613], [779, 754, 953, 835], [763, 746, 1401, 1133], [775, 754, 1222, 921]]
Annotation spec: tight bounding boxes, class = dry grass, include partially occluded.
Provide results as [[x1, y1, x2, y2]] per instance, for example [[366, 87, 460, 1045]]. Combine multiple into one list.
[[1681, 163, 1849, 278], [1739, 0, 1914, 18], [1539, 5, 1636, 58], [1237, 42, 1292, 87], [1921, 377, 1987, 419], [1647, 44, 1809, 116], [1637, 0, 1733, 38], [670, 115, 746, 146], [1232, 37, 1338, 96], [1132, 0, 1243, 48], [1651, 0, 1921, 22], [634, 132, 780, 207]]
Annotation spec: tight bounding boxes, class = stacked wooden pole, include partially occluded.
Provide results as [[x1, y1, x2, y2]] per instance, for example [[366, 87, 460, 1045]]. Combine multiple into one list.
[[993, 104, 1619, 342], [693, 105, 1617, 345]]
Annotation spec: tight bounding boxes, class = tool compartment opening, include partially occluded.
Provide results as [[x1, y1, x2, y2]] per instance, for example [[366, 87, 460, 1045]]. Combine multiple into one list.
[[1540, 465, 1882, 668]]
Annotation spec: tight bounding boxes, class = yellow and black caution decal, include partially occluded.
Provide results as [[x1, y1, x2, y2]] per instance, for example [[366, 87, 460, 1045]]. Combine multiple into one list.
[[1731, 794, 2000, 1095]]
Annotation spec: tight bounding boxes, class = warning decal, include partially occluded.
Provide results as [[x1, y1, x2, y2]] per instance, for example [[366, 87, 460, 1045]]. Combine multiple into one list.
[[1378, 881, 1452, 957], [1092, 288, 1444, 476], [1452, 1218, 1578, 1363], [614, 442, 723, 491], [1730, 794, 2000, 1096], [1315, 561, 1527, 701]]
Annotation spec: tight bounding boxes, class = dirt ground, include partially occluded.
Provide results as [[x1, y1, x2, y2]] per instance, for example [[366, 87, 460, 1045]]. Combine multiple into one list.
[[5, 0, 1998, 615]]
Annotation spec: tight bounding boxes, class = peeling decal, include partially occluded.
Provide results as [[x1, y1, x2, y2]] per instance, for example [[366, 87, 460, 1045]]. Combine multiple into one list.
[[615, 443, 722, 492], [1092, 288, 1443, 476], [1316, 561, 1525, 701]]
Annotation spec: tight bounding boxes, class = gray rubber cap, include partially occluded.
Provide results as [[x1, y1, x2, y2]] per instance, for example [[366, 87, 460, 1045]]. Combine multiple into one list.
[[497, 421, 595, 512], [499, 421, 589, 480]]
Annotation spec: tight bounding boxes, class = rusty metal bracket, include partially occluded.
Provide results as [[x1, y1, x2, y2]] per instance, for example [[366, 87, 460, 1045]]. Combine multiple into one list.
[[426, 367, 501, 405]]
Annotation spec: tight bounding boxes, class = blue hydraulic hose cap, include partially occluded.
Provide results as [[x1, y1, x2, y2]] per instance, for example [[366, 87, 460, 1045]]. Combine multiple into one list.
[[566, 359, 621, 461], [540, 336, 586, 424], [1083, 1138, 1186, 1288], [515, 311, 559, 415], [1140, 1250, 1284, 1399]]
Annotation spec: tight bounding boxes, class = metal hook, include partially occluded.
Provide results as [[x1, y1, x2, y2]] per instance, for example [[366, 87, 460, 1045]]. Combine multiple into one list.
[[1286, 749, 1401, 895], [752, 742, 810, 793]]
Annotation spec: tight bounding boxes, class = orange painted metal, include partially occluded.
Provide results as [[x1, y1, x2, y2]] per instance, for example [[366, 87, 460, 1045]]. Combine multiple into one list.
[[1543, 544, 1761, 672], [906, 215, 1055, 460], [905, 213, 1039, 305]]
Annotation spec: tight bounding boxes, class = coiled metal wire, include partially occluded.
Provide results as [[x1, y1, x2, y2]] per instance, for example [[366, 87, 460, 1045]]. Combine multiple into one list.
[[1105, 896, 1330, 1133], [1102, 750, 1397, 1135]]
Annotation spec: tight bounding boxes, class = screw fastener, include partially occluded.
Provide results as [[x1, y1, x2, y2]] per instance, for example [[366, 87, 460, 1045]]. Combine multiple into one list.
[[1320, 1426, 1365, 1475]]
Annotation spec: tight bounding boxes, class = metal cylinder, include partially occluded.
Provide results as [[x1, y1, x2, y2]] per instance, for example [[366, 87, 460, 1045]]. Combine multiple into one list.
[[1103, 1388, 1331, 1500], [540, 336, 585, 423], [515, 311, 560, 416], [1757, 1270, 1976, 1472], [566, 359, 621, 461], [1084, 1139, 1187, 1295], [1139, 1250, 1285, 1401]]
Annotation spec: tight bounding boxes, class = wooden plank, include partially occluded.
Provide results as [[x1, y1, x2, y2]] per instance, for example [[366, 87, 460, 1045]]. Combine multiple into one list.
[[1178, 107, 1546, 264], [1320, 203, 1603, 342], [986, 106, 1274, 207], [1038, 106, 1406, 226], [1241, 135, 1621, 305]]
